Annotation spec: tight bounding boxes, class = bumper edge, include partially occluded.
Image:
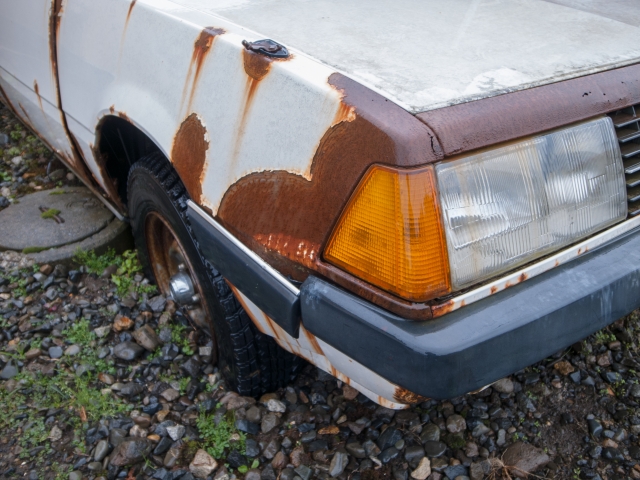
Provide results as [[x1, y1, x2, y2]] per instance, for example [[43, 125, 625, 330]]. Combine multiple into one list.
[[300, 227, 640, 399]]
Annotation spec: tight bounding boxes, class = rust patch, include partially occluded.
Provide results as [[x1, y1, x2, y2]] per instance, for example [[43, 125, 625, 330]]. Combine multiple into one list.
[[48, 0, 63, 88], [490, 286, 499, 294], [518, 273, 528, 283], [171, 113, 209, 203], [242, 49, 273, 82], [109, 105, 115, 114], [393, 387, 428, 405], [218, 74, 443, 321], [417, 63, 640, 157], [430, 299, 455, 318], [90, 142, 126, 212], [303, 329, 323, 355], [181, 27, 226, 114], [555, 259, 560, 267]]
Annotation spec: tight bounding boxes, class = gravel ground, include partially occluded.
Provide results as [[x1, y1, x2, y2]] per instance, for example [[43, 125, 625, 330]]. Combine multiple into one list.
[[3, 101, 640, 480]]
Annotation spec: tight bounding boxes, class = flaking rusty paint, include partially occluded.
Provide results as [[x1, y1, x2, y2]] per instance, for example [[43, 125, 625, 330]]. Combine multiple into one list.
[[90, 142, 126, 212], [180, 27, 226, 114], [218, 74, 442, 319], [393, 387, 428, 405], [171, 113, 209, 203], [109, 105, 115, 114]]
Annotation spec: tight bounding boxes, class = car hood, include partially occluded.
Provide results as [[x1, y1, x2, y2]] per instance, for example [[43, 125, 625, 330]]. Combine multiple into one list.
[[172, 0, 640, 113]]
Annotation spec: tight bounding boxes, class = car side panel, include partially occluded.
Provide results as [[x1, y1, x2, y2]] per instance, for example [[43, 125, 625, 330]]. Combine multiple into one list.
[[0, 0, 80, 164], [55, 0, 345, 214]]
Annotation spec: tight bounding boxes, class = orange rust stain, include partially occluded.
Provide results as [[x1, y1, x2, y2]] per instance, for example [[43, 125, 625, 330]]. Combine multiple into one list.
[[109, 105, 115, 114], [303, 329, 324, 355], [431, 299, 456, 318], [329, 365, 338, 378], [490, 286, 498, 294], [265, 316, 282, 342], [171, 113, 209, 203], [555, 259, 560, 267], [33, 80, 45, 113], [518, 273, 528, 283], [577, 248, 582, 255], [242, 49, 273, 82], [180, 27, 226, 113], [49, 0, 63, 91], [117, 111, 131, 122], [393, 387, 428, 405], [505, 281, 513, 289]]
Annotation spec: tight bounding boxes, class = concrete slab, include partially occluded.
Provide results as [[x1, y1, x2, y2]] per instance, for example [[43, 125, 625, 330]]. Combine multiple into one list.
[[0, 187, 113, 251]]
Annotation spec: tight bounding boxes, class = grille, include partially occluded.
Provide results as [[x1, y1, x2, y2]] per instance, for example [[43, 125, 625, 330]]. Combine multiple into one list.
[[609, 106, 640, 217]]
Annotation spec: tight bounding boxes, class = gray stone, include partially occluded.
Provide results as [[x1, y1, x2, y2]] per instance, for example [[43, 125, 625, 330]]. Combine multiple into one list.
[[346, 442, 366, 459], [245, 439, 260, 458], [329, 450, 349, 477], [167, 424, 186, 441], [48, 346, 63, 359], [69, 472, 82, 480], [246, 405, 262, 423], [93, 439, 111, 462], [492, 377, 514, 394], [164, 447, 181, 468], [588, 419, 603, 438], [294, 465, 312, 480], [114, 341, 144, 361], [420, 424, 441, 443], [262, 439, 280, 460], [0, 361, 18, 379], [0, 188, 114, 251], [502, 442, 550, 478], [380, 447, 400, 464], [236, 419, 260, 435], [148, 295, 167, 313], [404, 445, 425, 463], [109, 428, 127, 447], [424, 441, 447, 458], [189, 449, 218, 479], [109, 438, 151, 466], [132, 325, 161, 351], [266, 398, 286, 413], [160, 388, 180, 402], [65, 344, 81, 356], [377, 427, 403, 450], [446, 415, 466, 433], [261, 413, 279, 433], [443, 465, 468, 479]]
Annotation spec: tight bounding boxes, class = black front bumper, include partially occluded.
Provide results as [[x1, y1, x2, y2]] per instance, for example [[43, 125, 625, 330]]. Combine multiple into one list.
[[299, 227, 640, 399]]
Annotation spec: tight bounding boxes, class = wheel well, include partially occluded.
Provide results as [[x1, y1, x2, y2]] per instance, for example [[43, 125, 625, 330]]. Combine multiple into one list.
[[95, 116, 161, 207]]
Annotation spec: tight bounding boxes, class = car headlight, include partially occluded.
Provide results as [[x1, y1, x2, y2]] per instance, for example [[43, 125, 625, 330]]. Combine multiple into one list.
[[436, 116, 627, 289], [325, 116, 626, 302]]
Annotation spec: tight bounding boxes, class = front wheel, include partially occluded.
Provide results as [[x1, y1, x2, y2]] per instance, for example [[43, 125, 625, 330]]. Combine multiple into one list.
[[127, 152, 301, 396]]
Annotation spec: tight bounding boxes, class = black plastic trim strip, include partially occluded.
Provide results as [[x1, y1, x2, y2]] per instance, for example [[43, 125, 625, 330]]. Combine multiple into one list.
[[300, 227, 640, 399], [187, 202, 301, 338]]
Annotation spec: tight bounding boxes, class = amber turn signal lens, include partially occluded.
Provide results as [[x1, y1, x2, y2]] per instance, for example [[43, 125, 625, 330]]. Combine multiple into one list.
[[324, 165, 450, 302]]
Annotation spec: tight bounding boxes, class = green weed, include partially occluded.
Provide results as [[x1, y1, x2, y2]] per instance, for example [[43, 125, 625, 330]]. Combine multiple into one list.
[[196, 410, 246, 459], [40, 208, 61, 219]]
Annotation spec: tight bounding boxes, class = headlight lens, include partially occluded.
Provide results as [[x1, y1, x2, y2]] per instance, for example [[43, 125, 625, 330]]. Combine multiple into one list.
[[436, 116, 627, 289]]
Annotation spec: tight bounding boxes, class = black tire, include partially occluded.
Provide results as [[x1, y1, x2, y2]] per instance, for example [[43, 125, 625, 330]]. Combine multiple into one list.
[[127, 152, 302, 396]]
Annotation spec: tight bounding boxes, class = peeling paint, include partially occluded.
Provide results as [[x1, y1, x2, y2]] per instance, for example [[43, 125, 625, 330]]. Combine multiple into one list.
[[171, 113, 209, 203], [393, 387, 428, 405]]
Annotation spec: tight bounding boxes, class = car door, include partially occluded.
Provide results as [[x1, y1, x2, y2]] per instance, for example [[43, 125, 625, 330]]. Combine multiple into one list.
[[0, 0, 86, 171]]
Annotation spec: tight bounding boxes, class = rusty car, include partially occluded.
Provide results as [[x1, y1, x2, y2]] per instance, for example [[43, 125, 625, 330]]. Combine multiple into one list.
[[3, 0, 640, 408]]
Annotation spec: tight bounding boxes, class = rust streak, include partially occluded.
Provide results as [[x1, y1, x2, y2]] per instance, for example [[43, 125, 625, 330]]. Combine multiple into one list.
[[393, 387, 428, 405], [125, 0, 136, 29], [33, 80, 44, 113], [303, 329, 324, 355], [180, 27, 226, 114], [171, 113, 209, 203]]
